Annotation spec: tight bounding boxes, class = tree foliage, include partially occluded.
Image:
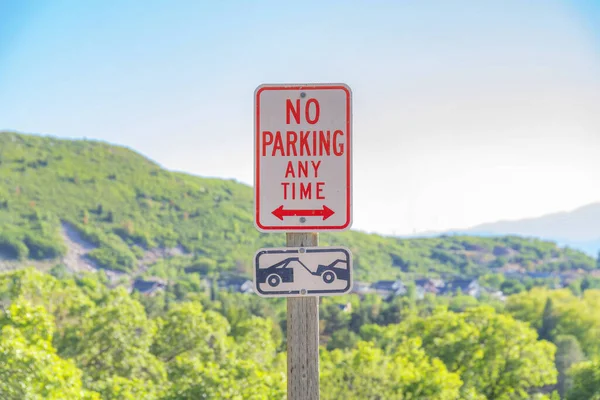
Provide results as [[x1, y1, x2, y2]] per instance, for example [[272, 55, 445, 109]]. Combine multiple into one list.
[[0, 265, 596, 399], [0, 300, 99, 400], [362, 306, 557, 399], [321, 339, 463, 399], [567, 360, 600, 400], [507, 288, 600, 358]]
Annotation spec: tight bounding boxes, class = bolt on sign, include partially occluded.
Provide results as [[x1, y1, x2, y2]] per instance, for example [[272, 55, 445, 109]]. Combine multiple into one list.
[[254, 83, 353, 232], [254, 246, 353, 297]]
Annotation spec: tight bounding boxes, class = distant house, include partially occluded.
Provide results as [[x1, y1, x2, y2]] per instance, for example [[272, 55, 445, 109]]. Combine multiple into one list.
[[414, 285, 426, 300], [414, 278, 442, 295], [488, 290, 507, 302], [132, 278, 167, 296], [526, 271, 555, 279], [337, 302, 352, 313], [495, 264, 525, 274], [371, 280, 396, 291], [239, 280, 254, 294], [442, 278, 481, 298], [219, 277, 254, 294], [352, 281, 373, 295], [429, 278, 446, 289], [503, 271, 524, 279], [371, 280, 406, 297]]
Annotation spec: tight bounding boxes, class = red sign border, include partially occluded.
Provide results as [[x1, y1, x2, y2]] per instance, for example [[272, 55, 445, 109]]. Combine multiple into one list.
[[254, 83, 352, 232]]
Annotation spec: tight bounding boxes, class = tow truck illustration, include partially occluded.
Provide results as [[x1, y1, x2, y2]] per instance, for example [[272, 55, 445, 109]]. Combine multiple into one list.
[[256, 257, 350, 287]]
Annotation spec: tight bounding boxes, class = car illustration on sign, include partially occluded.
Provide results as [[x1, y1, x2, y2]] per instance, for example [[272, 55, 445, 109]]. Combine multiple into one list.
[[253, 247, 352, 297]]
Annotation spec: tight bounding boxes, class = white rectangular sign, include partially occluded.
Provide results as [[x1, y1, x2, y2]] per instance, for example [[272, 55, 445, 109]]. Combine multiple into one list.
[[254, 247, 353, 297], [254, 83, 352, 232]]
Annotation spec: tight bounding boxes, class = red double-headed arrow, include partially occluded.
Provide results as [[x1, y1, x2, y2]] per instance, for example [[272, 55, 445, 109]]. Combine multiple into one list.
[[272, 205, 335, 221]]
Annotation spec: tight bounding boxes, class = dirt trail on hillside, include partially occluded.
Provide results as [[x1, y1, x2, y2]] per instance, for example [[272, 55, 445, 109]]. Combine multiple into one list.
[[60, 222, 99, 273], [2, 223, 187, 281]]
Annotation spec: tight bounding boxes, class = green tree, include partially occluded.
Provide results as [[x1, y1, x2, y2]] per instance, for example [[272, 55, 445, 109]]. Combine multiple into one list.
[[555, 335, 585, 398], [154, 302, 284, 399], [0, 268, 97, 356], [0, 300, 99, 400], [567, 360, 600, 400], [320, 340, 463, 399], [320, 298, 351, 336], [327, 328, 359, 350], [448, 294, 479, 312], [71, 288, 167, 390], [539, 298, 558, 341], [151, 301, 230, 365], [507, 288, 600, 358], [232, 316, 279, 365], [581, 277, 600, 291], [479, 273, 505, 290], [501, 279, 527, 295], [349, 294, 383, 332], [88, 375, 162, 400], [163, 356, 286, 400], [379, 306, 557, 399]]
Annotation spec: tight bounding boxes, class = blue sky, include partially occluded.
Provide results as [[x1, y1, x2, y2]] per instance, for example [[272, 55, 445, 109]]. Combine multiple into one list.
[[1, 0, 600, 235]]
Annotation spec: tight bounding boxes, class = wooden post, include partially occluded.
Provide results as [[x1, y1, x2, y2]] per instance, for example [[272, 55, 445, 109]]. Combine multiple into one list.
[[287, 232, 320, 400]]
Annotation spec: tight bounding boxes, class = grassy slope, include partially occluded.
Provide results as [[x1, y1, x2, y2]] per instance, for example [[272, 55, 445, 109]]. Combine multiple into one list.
[[0, 131, 595, 281]]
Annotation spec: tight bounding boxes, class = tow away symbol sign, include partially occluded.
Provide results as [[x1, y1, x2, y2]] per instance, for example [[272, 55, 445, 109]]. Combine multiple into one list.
[[254, 83, 353, 231], [254, 247, 353, 297]]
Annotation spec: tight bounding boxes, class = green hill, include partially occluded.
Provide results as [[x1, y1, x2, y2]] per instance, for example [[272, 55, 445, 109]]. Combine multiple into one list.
[[0, 131, 596, 282]]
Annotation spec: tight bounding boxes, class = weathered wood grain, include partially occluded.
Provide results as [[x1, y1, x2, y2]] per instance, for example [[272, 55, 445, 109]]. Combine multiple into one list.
[[287, 232, 320, 400]]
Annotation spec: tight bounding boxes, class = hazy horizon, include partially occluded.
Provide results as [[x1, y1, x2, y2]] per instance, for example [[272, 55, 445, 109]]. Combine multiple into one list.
[[2, 0, 600, 235]]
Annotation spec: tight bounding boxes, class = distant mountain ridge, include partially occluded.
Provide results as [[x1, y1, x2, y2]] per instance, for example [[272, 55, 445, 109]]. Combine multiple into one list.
[[418, 203, 600, 256], [0, 131, 596, 282]]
